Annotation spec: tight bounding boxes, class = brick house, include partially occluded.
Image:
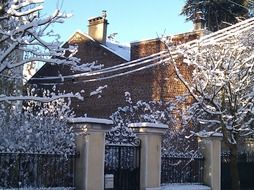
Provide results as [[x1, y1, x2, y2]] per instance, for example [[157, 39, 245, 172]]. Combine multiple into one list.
[[29, 12, 205, 119]]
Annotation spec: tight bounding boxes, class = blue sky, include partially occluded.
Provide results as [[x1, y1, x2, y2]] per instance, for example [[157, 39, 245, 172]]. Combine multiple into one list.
[[43, 0, 193, 43]]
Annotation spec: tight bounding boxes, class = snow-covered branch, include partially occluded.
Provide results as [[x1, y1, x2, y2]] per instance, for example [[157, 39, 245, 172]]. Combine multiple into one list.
[[0, 92, 83, 103], [108, 92, 198, 156], [0, 0, 96, 104], [0, 97, 76, 154], [166, 29, 254, 145]]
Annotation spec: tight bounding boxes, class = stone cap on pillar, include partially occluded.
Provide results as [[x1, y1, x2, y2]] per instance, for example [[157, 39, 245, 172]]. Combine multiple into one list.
[[128, 122, 168, 135], [67, 117, 113, 133], [196, 131, 223, 140]]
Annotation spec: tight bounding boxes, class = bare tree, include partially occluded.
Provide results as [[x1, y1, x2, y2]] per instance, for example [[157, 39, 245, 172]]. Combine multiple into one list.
[[167, 29, 254, 190]]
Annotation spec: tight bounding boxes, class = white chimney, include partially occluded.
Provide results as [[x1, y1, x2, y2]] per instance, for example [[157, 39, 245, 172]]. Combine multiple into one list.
[[88, 10, 108, 44]]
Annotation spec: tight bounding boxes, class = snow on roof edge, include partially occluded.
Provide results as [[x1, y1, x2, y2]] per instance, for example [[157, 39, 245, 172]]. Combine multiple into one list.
[[130, 30, 206, 45], [101, 42, 130, 61], [72, 31, 130, 61]]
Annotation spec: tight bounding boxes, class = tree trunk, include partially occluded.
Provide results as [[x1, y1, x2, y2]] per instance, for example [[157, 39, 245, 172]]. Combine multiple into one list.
[[229, 144, 240, 190]]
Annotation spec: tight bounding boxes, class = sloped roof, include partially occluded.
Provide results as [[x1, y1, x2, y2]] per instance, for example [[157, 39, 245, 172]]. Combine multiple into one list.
[[90, 17, 254, 81], [29, 31, 128, 84], [104, 41, 130, 61], [75, 31, 130, 61], [30, 17, 254, 84]]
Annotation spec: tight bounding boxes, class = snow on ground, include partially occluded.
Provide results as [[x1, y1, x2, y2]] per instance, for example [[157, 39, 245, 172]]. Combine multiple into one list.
[[161, 184, 211, 190], [2, 185, 211, 190], [0, 188, 74, 190]]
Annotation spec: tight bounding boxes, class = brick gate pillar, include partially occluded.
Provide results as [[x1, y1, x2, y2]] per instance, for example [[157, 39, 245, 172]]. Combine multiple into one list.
[[199, 134, 223, 190], [129, 122, 168, 190], [68, 117, 113, 190]]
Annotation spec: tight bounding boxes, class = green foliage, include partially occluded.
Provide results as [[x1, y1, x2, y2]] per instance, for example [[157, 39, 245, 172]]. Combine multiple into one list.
[[181, 0, 252, 31]]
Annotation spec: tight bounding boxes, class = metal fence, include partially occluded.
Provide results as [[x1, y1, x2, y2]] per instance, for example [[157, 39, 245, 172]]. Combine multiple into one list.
[[161, 156, 204, 184], [0, 152, 77, 188], [221, 152, 254, 190]]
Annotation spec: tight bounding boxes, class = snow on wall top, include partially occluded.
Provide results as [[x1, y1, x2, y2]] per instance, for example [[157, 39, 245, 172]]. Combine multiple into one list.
[[67, 117, 113, 125], [128, 122, 168, 129], [195, 131, 223, 138]]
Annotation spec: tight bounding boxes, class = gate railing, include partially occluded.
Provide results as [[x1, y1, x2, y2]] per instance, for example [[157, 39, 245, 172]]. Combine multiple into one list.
[[221, 152, 254, 189], [221, 152, 254, 162], [0, 152, 77, 188], [161, 156, 204, 184], [105, 144, 140, 170], [104, 144, 140, 190]]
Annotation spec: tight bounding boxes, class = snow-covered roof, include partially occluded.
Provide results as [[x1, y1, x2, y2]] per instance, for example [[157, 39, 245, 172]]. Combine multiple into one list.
[[104, 40, 130, 61], [30, 17, 254, 84], [130, 30, 205, 45], [73, 31, 130, 61]]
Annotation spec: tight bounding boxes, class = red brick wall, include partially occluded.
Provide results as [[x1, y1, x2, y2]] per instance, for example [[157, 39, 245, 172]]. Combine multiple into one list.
[[31, 31, 201, 118], [131, 39, 166, 60], [131, 32, 201, 60]]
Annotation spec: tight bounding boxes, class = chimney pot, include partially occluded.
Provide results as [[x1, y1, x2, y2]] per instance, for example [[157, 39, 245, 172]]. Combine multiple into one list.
[[102, 10, 107, 18]]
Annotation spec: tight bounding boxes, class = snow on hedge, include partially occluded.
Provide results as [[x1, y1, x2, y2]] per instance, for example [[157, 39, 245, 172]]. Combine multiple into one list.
[[0, 92, 76, 155]]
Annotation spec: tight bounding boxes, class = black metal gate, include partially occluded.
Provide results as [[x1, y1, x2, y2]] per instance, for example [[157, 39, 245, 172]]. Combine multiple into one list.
[[104, 144, 140, 190], [221, 152, 254, 190], [104, 124, 141, 190]]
